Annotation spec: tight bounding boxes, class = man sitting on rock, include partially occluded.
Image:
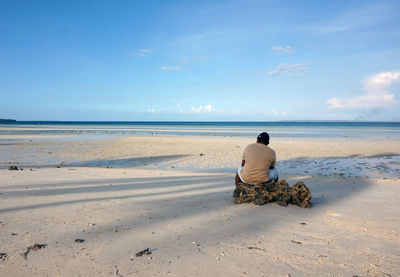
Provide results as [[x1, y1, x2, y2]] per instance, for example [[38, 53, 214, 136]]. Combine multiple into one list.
[[235, 132, 279, 186]]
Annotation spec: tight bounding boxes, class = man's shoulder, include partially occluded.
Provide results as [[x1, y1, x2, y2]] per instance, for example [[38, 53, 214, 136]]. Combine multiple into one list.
[[245, 143, 275, 153], [266, 146, 276, 155], [244, 143, 260, 151], [246, 143, 258, 148], [265, 145, 275, 151], [253, 144, 275, 154]]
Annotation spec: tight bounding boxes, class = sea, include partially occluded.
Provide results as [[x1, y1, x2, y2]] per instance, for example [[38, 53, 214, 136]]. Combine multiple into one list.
[[1, 121, 400, 139]]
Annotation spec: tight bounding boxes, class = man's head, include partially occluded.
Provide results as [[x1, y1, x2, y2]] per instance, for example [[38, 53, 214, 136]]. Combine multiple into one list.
[[257, 132, 270, 145]]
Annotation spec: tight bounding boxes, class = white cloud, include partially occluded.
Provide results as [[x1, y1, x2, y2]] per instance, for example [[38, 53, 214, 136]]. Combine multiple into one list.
[[327, 71, 400, 109], [271, 109, 287, 116], [191, 104, 215, 113], [271, 45, 294, 55], [135, 49, 151, 57], [267, 62, 310, 77], [191, 106, 203, 113], [364, 72, 400, 91], [226, 108, 242, 115], [160, 65, 184, 71], [204, 104, 214, 112], [256, 109, 287, 117], [178, 103, 241, 115], [146, 108, 165, 113]]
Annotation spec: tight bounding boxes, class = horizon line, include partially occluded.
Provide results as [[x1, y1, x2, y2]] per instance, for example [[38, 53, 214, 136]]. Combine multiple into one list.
[[2, 119, 400, 123]]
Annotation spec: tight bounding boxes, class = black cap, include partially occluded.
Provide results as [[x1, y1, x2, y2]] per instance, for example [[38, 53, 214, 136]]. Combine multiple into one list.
[[257, 132, 270, 144]]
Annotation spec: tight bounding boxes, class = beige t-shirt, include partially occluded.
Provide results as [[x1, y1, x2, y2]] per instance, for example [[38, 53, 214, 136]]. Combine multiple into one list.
[[240, 143, 276, 184]]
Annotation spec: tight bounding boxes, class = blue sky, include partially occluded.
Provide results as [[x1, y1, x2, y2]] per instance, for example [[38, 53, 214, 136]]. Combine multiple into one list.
[[1, 0, 400, 121]]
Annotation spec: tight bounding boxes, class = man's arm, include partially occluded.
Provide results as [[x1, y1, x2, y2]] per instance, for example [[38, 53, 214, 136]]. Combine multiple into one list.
[[269, 161, 275, 169], [241, 160, 245, 167], [269, 151, 276, 169]]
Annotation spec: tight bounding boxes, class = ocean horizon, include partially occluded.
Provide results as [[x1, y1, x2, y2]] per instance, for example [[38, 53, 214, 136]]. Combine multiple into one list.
[[1, 120, 400, 139]]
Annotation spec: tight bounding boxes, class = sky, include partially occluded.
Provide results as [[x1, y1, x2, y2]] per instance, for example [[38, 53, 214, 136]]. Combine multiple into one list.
[[1, 0, 400, 121]]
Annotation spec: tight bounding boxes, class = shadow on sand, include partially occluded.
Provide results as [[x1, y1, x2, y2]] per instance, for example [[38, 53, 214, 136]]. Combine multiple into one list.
[[0, 173, 372, 214], [0, 154, 190, 170]]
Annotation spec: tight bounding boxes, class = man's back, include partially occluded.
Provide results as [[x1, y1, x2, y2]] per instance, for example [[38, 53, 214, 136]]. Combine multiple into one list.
[[240, 143, 276, 184]]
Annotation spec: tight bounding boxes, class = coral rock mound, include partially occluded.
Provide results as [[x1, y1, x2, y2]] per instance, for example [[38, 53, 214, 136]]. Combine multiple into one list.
[[233, 180, 311, 208]]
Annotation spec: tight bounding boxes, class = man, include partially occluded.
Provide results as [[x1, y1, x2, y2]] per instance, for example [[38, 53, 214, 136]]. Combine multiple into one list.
[[235, 132, 279, 185]]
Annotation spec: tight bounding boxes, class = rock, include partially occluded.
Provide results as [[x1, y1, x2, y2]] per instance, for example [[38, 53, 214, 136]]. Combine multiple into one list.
[[290, 181, 312, 208], [8, 166, 18, 170], [192, 241, 201, 251], [247, 246, 268, 253], [135, 248, 152, 257], [21, 243, 47, 260], [0, 253, 7, 262], [290, 240, 302, 244], [233, 180, 312, 208], [75, 239, 85, 243]]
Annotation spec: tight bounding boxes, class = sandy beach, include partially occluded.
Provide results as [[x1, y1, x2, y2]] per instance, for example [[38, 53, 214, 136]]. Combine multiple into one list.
[[1, 133, 399, 276]]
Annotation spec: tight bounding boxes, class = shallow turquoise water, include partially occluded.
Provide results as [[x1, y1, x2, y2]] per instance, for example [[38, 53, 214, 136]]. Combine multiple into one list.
[[1, 121, 400, 139]]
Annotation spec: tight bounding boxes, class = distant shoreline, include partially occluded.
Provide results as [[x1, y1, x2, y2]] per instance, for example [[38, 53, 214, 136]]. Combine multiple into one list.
[[1, 120, 400, 124], [1, 120, 400, 139]]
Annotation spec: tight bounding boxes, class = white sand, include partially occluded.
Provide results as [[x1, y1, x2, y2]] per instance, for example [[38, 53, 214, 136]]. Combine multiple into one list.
[[0, 134, 399, 276]]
